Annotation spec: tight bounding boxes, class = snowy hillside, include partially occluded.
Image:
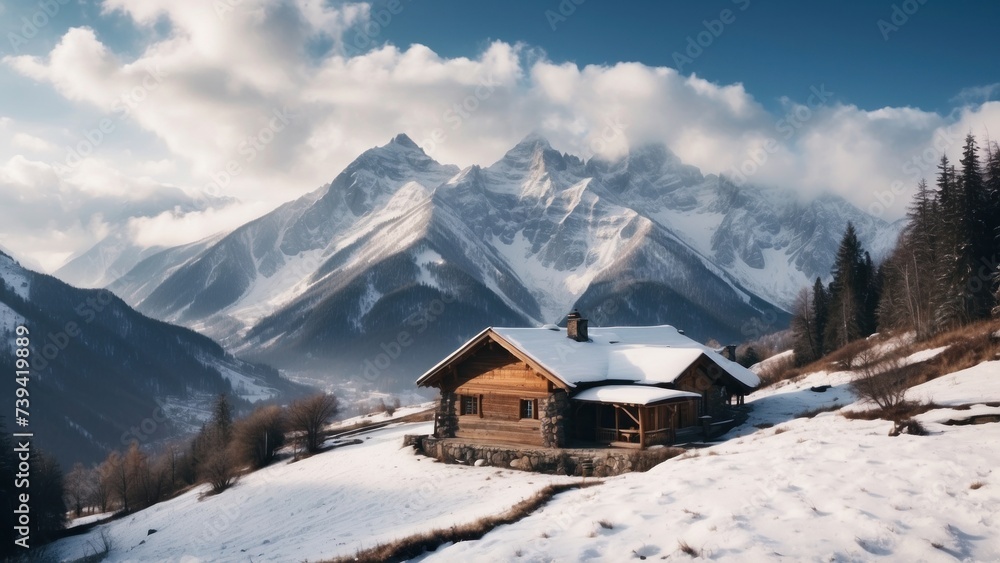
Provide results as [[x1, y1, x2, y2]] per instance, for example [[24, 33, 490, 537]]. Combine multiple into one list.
[[53, 346, 1000, 562], [52, 423, 577, 562]]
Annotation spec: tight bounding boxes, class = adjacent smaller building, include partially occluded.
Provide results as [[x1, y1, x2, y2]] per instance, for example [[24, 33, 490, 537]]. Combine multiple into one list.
[[415, 312, 759, 450]]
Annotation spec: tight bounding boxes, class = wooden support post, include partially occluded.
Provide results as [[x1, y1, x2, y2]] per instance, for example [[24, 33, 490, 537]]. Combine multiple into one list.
[[638, 406, 646, 449], [669, 405, 677, 444]]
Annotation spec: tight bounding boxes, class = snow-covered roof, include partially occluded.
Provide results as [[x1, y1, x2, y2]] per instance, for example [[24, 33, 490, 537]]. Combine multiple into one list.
[[416, 325, 760, 390], [607, 346, 706, 385], [572, 385, 701, 406]]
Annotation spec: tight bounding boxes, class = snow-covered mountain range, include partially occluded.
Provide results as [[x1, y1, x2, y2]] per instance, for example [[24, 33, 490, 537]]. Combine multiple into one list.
[[86, 134, 898, 386]]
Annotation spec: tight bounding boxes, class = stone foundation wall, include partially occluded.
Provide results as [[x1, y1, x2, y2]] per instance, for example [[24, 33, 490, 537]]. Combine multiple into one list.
[[407, 435, 683, 477]]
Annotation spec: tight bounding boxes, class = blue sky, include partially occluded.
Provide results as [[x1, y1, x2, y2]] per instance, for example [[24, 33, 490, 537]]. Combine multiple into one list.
[[0, 0, 998, 270], [369, 0, 1000, 113]]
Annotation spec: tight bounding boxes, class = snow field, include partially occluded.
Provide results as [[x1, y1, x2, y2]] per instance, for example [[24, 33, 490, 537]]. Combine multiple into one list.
[[53, 422, 575, 562], [424, 359, 1000, 562], [52, 347, 1000, 562], [426, 413, 999, 562]]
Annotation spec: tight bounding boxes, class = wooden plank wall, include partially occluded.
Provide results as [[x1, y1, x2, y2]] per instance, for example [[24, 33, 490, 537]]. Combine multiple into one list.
[[449, 341, 549, 446], [452, 344, 549, 398]]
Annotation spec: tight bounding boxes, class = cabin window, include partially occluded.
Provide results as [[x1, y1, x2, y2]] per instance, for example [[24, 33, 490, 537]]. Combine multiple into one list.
[[520, 399, 537, 420], [460, 395, 478, 415]]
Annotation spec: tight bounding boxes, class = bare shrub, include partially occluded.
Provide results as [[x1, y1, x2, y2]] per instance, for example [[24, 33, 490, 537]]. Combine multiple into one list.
[[678, 539, 701, 557], [822, 337, 881, 372], [597, 519, 613, 529], [288, 393, 339, 454], [850, 349, 908, 415], [385, 397, 401, 417], [233, 405, 286, 469], [82, 528, 114, 562], [756, 353, 798, 388], [970, 481, 985, 490], [199, 447, 239, 495]]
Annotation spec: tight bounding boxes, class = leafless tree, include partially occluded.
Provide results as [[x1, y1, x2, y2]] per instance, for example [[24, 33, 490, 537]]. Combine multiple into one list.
[[94, 459, 114, 513], [64, 463, 92, 517], [105, 450, 131, 513], [233, 404, 286, 469], [288, 393, 339, 453]]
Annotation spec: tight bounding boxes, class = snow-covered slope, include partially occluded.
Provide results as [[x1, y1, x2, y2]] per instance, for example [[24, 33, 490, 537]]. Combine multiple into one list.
[[54, 227, 167, 289], [51, 423, 576, 562], [53, 355, 1000, 562]]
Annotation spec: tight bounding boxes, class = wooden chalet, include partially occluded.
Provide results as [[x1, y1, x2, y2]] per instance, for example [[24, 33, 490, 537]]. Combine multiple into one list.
[[416, 312, 759, 450]]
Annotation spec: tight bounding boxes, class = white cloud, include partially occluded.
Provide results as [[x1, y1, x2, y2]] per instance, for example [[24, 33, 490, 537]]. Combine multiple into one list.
[[126, 201, 272, 248], [3, 0, 1000, 269], [0, 155, 215, 271], [11, 133, 55, 153], [952, 83, 1000, 105]]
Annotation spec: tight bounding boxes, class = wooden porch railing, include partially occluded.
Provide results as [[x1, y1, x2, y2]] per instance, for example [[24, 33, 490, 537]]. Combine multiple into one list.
[[595, 427, 674, 447]]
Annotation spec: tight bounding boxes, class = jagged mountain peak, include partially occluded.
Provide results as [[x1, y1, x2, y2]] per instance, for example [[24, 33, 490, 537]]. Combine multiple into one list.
[[588, 141, 704, 188], [496, 132, 565, 167], [514, 131, 552, 148], [389, 133, 420, 149]]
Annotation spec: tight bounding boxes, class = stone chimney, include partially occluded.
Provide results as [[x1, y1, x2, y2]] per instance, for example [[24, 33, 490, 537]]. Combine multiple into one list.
[[722, 345, 737, 361], [566, 309, 589, 342]]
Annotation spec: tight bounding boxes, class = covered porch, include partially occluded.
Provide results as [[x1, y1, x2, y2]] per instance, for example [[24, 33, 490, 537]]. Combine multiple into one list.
[[571, 385, 702, 449]]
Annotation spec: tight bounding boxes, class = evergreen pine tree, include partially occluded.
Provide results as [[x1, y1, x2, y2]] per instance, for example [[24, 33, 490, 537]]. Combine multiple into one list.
[[983, 140, 1000, 251], [791, 287, 818, 366], [959, 133, 994, 318], [982, 140, 1000, 316], [934, 155, 969, 327], [821, 223, 880, 350], [878, 179, 942, 338], [824, 223, 869, 350], [31, 450, 67, 544], [811, 277, 828, 355], [859, 251, 880, 335], [211, 394, 234, 445]]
